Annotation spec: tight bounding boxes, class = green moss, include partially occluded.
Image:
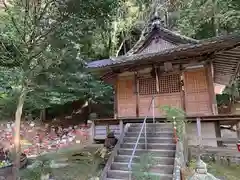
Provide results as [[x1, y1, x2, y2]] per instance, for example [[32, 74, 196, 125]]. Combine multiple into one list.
[[208, 163, 240, 180], [188, 158, 240, 180], [21, 145, 103, 180]]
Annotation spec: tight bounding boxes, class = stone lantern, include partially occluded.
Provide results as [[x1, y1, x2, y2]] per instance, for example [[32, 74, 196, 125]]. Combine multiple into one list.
[[188, 160, 220, 180]]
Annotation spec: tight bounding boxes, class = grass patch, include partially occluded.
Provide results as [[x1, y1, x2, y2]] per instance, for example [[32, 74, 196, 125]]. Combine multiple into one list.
[[21, 144, 104, 180], [188, 159, 240, 180]]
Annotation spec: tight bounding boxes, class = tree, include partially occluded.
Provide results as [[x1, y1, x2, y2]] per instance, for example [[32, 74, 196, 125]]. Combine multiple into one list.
[[177, 0, 240, 39], [0, 0, 119, 178], [0, 1, 76, 178]]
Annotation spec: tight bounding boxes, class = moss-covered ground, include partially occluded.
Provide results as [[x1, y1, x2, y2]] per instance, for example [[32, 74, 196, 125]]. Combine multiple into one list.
[[20, 144, 103, 180], [186, 159, 240, 180]]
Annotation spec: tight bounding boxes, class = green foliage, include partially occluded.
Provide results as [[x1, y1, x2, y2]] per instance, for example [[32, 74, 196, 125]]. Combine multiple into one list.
[[20, 160, 52, 180], [177, 0, 240, 39], [161, 106, 187, 141], [132, 152, 159, 180], [0, 0, 117, 119], [21, 148, 103, 180], [223, 80, 240, 101], [216, 94, 230, 106]]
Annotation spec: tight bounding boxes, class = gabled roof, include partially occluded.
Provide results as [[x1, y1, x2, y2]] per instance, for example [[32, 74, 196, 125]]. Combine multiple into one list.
[[87, 12, 240, 85], [87, 34, 240, 85], [126, 12, 198, 55], [87, 12, 200, 70], [87, 34, 240, 69]]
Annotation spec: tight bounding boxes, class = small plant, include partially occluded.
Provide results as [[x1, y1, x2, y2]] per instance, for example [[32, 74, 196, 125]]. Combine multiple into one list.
[[20, 159, 52, 180], [160, 105, 188, 141], [132, 153, 159, 180]]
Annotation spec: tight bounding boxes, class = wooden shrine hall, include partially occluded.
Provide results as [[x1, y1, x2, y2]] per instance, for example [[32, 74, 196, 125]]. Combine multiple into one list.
[[87, 13, 240, 146]]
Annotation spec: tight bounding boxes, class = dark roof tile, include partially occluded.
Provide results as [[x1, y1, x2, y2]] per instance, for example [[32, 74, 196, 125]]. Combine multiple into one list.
[[87, 34, 240, 69], [87, 59, 113, 68]]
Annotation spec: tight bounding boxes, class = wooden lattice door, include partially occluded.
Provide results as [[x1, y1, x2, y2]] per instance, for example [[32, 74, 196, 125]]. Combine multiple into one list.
[[117, 77, 136, 117], [157, 73, 182, 116], [138, 73, 182, 117], [184, 68, 211, 115]]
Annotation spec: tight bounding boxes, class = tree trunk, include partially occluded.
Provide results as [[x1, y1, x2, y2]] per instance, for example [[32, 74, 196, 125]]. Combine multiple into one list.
[[13, 90, 26, 180], [40, 109, 46, 122]]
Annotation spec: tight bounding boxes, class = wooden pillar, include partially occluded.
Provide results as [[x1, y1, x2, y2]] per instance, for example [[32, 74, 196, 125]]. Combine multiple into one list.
[[237, 121, 240, 140], [180, 66, 186, 111], [119, 120, 124, 134], [206, 63, 218, 115], [135, 72, 140, 117], [214, 121, 223, 146], [114, 77, 118, 119], [90, 120, 95, 143], [40, 109, 46, 121]]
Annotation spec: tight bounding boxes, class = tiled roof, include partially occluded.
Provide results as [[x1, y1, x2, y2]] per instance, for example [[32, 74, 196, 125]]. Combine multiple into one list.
[[87, 34, 240, 69], [87, 11, 201, 69], [87, 7, 240, 86], [126, 13, 198, 55], [87, 59, 113, 69]]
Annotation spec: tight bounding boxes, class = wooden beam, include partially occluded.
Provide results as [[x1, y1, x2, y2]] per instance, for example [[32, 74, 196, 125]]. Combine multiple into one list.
[[229, 62, 240, 85], [90, 121, 95, 143], [206, 62, 218, 115], [180, 65, 186, 111], [154, 66, 160, 93], [135, 72, 140, 117], [214, 121, 223, 146], [101, 56, 209, 80], [236, 121, 240, 140], [114, 77, 118, 119], [119, 120, 123, 134]]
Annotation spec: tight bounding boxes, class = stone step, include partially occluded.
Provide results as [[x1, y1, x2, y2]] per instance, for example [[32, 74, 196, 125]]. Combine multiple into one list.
[[127, 126, 173, 132], [111, 162, 174, 174], [121, 143, 176, 150], [114, 155, 175, 165], [117, 148, 175, 157], [125, 131, 173, 138], [123, 137, 174, 143], [107, 170, 173, 180], [130, 122, 173, 127]]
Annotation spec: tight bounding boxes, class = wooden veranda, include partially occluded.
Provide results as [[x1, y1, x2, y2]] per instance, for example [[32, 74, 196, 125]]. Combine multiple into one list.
[[90, 114, 240, 143]]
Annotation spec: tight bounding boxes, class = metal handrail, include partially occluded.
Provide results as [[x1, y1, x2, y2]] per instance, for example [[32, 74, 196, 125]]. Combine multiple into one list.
[[127, 96, 155, 179]]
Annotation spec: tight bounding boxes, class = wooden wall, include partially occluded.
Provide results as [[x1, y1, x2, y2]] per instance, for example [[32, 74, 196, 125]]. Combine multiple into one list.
[[117, 75, 136, 117], [116, 66, 214, 118], [184, 68, 212, 115]]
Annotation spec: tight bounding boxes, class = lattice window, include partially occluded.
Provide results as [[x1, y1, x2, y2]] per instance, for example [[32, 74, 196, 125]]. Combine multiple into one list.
[[139, 77, 158, 95], [138, 73, 180, 95], [159, 74, 181, 93]]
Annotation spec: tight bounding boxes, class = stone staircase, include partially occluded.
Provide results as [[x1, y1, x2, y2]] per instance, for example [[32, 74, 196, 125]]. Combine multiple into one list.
[[102, 123, 176, 180]]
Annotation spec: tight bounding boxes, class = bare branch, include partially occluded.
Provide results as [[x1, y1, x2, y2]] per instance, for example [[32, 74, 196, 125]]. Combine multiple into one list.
[[29, 42, 49, 60], [33, 12, 69, 45], [28, 0, 54, 41], [115, 36, 128, 57], [23, 0, 29, 42], [38, 0, 55, 22], [0, 42, 22, 67]]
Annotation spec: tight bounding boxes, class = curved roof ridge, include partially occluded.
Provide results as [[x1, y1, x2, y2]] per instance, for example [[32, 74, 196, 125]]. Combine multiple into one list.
[[126, 7, 198, 56]]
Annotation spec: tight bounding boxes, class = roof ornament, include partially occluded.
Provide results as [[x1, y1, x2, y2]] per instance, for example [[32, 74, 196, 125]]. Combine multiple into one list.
[[149, 5, 164, 29]]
